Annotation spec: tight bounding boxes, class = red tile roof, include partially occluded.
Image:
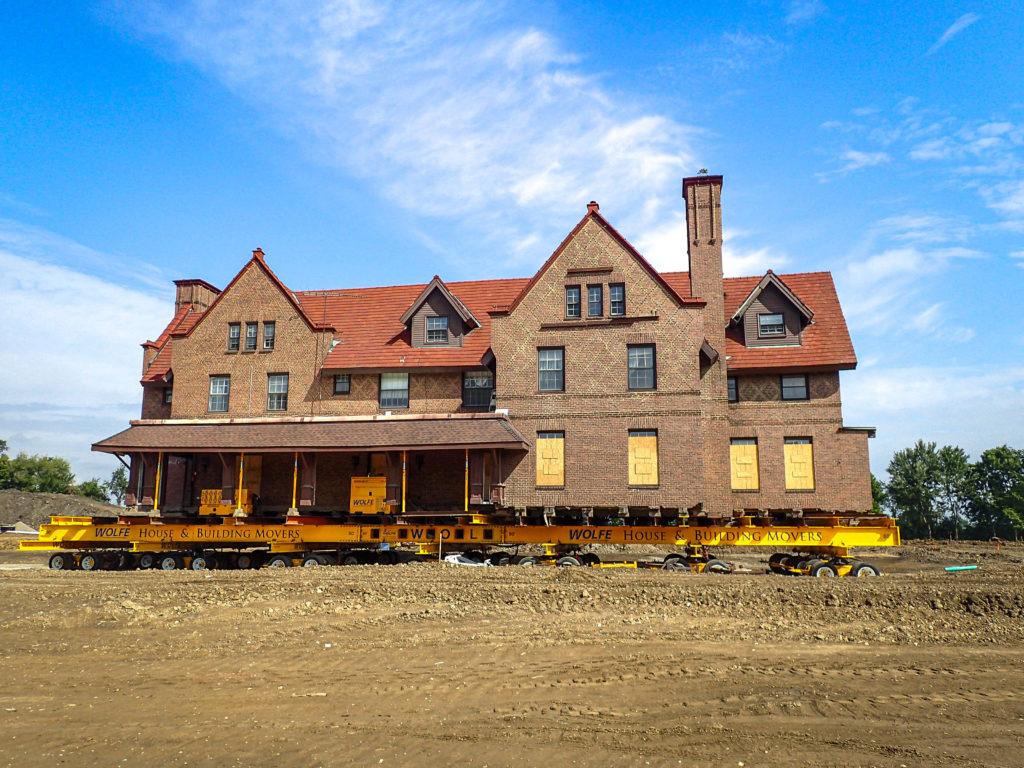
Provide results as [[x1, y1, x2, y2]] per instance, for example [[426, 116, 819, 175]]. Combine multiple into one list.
[[298, 277, 529, 371], [142, 262, 854, 381], [664, 270, 856, 372]]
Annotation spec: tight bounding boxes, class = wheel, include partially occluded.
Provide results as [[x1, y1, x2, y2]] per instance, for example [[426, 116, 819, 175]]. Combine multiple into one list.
[[463, 550, 485, 563], [302, 553, 330, 567], [851, 561, 880, 577], [114, 551, 136, 570], [663, 553, 684, 565], [578, 553, 601, 566], [488, 552, 511, 566], [704, 558, 731, 574], [342, 552, 360, 566], [190, 553, 215, 571], [265, 554, 293, 568], [661, 560, 688, 572], [159, 553, 185, 571], [79, 552, 104, 571], [556, 556, 581, 567], [516, 556, 538, 566], [810, 561, 838, 578], [137, 552, 157, 570], [48, 552, 77, 571], [782, 555, 802, 569], [768, 553, 787, 566]]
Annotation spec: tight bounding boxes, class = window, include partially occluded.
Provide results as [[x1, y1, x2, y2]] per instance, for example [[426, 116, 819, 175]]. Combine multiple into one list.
[[267, 373, 289, 411], [263, 321, 275, 350], [208, 375, 230, 412], [244, 322, 258, 351], [380, 372, 409, 408], [565, 285, 581, 318], [785, 438, 815, 490], [727, 377, 738, 403], [781, 374, 808, 400], [610, 284, 625, 316], [426, 316, 448, 344], [538, 348, 564, 392], [333, 374, 350, 395], [462, 370, 494, 407], [730, 438, 759, 490], [758, 313, 785, 337], [587, 285, 603, 317], [227, 323, 240, 351], [536, 431, 565, 487], [628, 430, 659, 486], [627, 345, 656, 390], [163, 388, 173, 405]]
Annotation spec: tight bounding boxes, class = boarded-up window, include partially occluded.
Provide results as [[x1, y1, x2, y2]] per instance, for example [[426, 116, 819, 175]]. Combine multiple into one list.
[[730, 438, 759, 490], [536, 431, 564, 487], [628, 430, 659, 486], [784, 438, 815, 490]]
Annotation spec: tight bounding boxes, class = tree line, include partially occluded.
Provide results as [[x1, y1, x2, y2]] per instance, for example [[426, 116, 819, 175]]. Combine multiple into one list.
[[0, 439, 127, 505], [876, 441, 1024, 540]]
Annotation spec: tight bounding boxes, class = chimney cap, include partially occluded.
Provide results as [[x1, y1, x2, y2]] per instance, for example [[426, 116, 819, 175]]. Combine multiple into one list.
[[253, 247, 265, 260], [586, 201, 599, 213]]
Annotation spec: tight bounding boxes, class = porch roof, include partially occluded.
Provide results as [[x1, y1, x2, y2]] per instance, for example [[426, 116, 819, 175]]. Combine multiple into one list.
[[93, 415, 529, 454]]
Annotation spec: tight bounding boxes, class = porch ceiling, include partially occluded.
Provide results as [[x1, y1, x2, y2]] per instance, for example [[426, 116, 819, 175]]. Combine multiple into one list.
[[93, 416, 528, 454]]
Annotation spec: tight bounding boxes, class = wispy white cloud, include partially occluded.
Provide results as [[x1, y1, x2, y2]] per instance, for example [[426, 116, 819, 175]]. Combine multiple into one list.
[[0, 226, 171, 480], [785, 0, 826, 25], [843, 365, 1024, 476], [1012, 250, 1024, 268], [109, 0, 699, 271], [815, 149, 890, 180], [925, 12, 982, 57], [715, 30, 787, 72]]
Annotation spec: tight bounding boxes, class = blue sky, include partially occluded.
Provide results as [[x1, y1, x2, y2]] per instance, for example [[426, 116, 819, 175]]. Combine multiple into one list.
[[1, 0, 1021, 483]]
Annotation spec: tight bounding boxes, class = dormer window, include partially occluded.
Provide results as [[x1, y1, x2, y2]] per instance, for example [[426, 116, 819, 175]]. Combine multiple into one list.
[[758, 313, 785, 337], [426, 316, 449, 344]]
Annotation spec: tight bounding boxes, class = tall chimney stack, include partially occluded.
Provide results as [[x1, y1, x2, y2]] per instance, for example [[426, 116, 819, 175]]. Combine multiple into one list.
[[683, 174, 725, 349]]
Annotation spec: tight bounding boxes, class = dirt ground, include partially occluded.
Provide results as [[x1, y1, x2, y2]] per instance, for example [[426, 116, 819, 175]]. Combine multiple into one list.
[[1, 538, 1022, 768]]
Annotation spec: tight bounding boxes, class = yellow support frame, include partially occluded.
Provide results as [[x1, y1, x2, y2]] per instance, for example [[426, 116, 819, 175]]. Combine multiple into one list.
[[21, 516, 901, 557]]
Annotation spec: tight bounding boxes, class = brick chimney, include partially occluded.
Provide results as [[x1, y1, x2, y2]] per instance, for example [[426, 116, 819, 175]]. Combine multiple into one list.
[[682, 174, 725, 348], [173, 279, 221, 313]]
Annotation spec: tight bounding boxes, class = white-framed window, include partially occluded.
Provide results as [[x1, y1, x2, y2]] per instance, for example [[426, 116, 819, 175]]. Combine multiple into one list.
[[627, 345, 656, 390], [333, 374, 350, 395], [426, 316, 448, 344], [781, 374, 808, 400], [267, 373, 289, 411], [208, 375, 230, 412], [380, 372, 409, 408], [587, 285, 603, 317], [263, 321, 275, 350], [758, 313, 785, 337], [462, 370, 494, 407], [227, 323, 240, 351], [538, 348, 564, 392], [244, 322, 258, 350], [565, 285, 581, 318], [610, 283, 625, 316]]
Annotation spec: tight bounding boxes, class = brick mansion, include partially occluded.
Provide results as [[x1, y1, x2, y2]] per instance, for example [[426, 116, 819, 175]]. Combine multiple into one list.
[[95, 175, 874, 522]]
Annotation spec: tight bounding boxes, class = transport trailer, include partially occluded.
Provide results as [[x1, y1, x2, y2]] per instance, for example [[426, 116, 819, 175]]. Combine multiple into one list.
[[22, 514, 899, 576]]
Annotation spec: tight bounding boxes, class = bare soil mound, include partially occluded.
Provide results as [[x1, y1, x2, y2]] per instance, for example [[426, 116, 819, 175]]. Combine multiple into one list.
[[0, 489, 121, 529]]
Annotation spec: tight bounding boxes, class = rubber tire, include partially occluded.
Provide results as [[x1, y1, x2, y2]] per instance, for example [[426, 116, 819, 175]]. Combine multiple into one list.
[[768, 553, 787, 567], [80, 553, 104, 571], [137, 552, 157, 570], [49, 552, 77, 571], [663, 553, 684, 566], [556, 556, 581, 567], [810, 561, 838, 578], [704, 558, 731, 574], [661, 560, 688, 572], [265, 554, 293, 568], [488, 552, 511, 566], [114, 551, 136, 570], [159, 553, 185, 571], [852, 562, 880, 577], [517, 556, 538, 566], [302, 553, 329, 567], [342, 553, 360, 566], [190, 553, 214, 571], [579, 553, 601, 566]]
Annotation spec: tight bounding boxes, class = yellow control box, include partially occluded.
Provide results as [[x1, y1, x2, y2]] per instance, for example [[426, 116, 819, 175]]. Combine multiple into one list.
[[350, 477, 388, 514]]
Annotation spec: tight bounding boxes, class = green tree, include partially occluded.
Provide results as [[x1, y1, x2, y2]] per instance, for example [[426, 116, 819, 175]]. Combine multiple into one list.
[[104, 466, 128, 505], [0, 439, 9, 489], [870, 473, 887, 514], [935, 445, 972, 539], [73, 478, 109, 502], [886, 440, 941, 539], [6, 453, 76, 494], [970, 446, 1024, 539]]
